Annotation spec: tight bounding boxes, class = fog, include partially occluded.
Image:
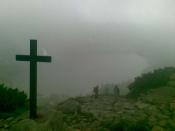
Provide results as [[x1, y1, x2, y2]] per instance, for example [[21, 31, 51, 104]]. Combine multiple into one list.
[[0, 0, 175, 96]]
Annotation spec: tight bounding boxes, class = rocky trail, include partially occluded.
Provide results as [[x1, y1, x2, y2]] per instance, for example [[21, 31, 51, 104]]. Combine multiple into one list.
[[1, 86, 175, 130]]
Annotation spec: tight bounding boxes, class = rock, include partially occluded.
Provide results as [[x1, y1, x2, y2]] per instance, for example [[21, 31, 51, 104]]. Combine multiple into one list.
[[0, 120, 4, 128], [152, 126, 164, 131], [5, 117, 14, 122], [169, 74, 175, 81], [170, 103, 175, 111], [0, 129, 8, 131], [122, 103, 133, 110], [40, 111, 67, 131], [156, 112, 170, 120], [146, 105, 160, 116], [57, 99, 81, 114], [134, 111, 148, 121], [3, 124, 9, 129], [158, 120, 167, 127], [167, 81, 175, 87], [135, 101, 149, 109], [148, 116, 158, 127], [12, 119, 38, 131], [168, 119, 175, 129], [4, 93, 175, 130]]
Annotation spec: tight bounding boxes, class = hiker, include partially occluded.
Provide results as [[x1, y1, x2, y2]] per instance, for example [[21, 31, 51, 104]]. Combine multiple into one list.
[[114, 85, 120, 99], [93, 85, 99, 98]]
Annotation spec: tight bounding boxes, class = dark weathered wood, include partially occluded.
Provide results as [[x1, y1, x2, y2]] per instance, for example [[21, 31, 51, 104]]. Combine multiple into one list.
[[16, 55, 51, 62], [30, 40, 37, 119], [16, 39, 52, 119]]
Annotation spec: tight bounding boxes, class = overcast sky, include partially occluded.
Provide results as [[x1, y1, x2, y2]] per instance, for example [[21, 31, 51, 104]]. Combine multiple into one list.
[[0, 0, 175, 96]]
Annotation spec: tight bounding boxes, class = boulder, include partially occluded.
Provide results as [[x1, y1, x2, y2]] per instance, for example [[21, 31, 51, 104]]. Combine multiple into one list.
[[135, 101, 149, 109], [57, 99, 81, 114], [152, 126, 164, 131], [40, 111, 67, 131], [11, 119, 38, 131], [167, 81, 175, 87], [170, 102, 175, 111]]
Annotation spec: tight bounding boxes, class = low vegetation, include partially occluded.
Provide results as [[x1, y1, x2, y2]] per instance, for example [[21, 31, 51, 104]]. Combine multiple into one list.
[[2, 67, 175, 130], [100, 118, 151, 131], [0, 83, 27, 113], [128, 67, 175, 98]]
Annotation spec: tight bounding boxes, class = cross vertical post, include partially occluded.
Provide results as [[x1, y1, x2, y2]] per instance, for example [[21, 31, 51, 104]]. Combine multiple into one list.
[[30, 40, 37, 119], [16, 39, 52, 119]]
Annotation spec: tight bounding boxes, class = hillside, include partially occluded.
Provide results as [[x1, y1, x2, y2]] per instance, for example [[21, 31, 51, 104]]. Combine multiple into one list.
[[0, 85, 174, 131], [1, 67, 175, 130]]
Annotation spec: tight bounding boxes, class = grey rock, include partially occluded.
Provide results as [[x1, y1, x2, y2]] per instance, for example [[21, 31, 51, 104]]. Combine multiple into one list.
[[11, 119, 37, 131], [57, 99, 81, 113], [152, 126, 164, 131]]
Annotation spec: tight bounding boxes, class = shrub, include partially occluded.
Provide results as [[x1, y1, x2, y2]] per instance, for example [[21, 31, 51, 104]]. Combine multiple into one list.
[[100, 118, 150, 131], [128, 67, 175, 98], [0, 83, 27, 112]]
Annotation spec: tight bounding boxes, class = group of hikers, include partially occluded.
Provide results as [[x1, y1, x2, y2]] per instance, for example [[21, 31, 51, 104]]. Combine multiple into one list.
[[93, 85, 120, 99]]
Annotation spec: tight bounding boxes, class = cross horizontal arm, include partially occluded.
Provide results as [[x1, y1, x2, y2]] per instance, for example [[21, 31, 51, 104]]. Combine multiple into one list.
[[16, 55, 52, 62], [16, 55, 31, 61], [35, 56, 52, 62]]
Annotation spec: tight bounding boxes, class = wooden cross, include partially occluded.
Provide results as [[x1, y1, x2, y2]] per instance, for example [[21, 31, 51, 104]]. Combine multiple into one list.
[[16, 40, 52, 119]]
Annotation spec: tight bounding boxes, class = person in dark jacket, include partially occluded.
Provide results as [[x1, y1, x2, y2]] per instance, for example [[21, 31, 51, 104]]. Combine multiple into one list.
[[114, 85, 120, 99], [93, 85, 99, 99]]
